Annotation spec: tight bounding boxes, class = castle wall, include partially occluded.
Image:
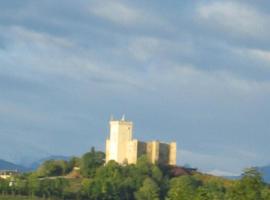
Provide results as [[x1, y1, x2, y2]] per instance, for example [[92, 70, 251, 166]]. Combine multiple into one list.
[[127, 140, 147, 164], [127, 140, 138, 164], [106, 119, 177, 166], [169, 142, 177, 165], [105, 139, 110, 163], [146, 141, 173, 165], [159, 142, 170, 164], [137, 141, 147, 158], [106, 120, 133, 164]]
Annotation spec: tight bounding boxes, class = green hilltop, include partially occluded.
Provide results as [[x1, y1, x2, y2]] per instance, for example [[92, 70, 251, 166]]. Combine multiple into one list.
[[1, 148, 270, 200]]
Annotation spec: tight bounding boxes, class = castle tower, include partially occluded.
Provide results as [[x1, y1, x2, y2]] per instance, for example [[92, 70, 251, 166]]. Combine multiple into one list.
[[105, 118, 177, 166], [106, 117, 133, 164]]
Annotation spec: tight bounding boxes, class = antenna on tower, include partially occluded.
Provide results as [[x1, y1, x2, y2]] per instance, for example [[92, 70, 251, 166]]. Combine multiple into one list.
[[121, 114, 125, 121]]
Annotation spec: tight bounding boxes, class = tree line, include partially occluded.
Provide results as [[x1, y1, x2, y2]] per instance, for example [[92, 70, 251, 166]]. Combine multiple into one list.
[[0, 148, 270, 200]]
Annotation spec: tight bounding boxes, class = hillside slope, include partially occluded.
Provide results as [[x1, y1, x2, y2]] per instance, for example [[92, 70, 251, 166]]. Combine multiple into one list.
[[258, 165, 270, 183], [0, 159, 28, 172]]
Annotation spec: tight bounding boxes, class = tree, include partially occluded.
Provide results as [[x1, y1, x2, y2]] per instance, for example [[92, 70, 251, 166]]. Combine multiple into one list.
[[84, 161, 132, 200], [135, 178, 160, 200], [262, 187, 270, 200], [166, 175, 201, 200], [225, 168, 265, 200], [37, 160, 69, 177], [80, 147, 105, 177], [151, 165, 163, 184], [136, 155, 152, 176], [67, 156, 81, 172], [26, 174, 39, 197], [195, 183, 225, 200], [0, 179, 9, 195]]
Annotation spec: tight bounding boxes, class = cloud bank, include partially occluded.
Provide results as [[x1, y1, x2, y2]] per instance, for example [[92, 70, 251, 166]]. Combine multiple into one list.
[[0, 0, 270, 173]]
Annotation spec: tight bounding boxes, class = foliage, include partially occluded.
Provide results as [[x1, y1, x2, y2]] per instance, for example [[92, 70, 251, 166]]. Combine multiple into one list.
[[135, 177, 160, 200], [166, 175, 201, 200], [226, 167, 266, 200], [36, 160, 69, 177], [194, 182, 225, 200], [1, 152, 270, 200], [80, 147, 105, 177]]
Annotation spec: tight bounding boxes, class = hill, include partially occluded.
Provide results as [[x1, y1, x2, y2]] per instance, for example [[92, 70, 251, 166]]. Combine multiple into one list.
[[258, 165, 270, 183], [0, 159, 28, 172], [27, 155, 71, 170]]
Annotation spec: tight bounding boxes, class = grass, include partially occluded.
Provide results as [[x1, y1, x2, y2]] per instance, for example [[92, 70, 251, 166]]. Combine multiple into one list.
[[0, 196, 47, 200]]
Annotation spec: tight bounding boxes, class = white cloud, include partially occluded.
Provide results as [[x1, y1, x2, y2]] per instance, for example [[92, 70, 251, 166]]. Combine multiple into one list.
[[128, 37, 161, 61], [0, 101, 47, 123], [235, 47, 270, 65], [89, 1, 142, 26], [2, 25, 270, 99], [179, 148, 262, 175], [0, 25, 149, 92], [196, 1, 270, 38], [207, 169, 239, 177], [128, 36, 194, 62], [8, 25, 74, 48], [88, 1, 168, 28], [149, 64, 270, 98]]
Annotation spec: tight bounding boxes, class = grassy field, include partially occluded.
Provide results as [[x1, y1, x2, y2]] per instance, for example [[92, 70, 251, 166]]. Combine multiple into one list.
[[0, 196, 47, 200]]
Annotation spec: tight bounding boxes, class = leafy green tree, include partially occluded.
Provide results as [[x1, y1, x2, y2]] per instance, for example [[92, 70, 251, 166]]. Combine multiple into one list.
[[262, 187, 270, 200], [166, 175, 201, 200], [84, 161, 133, 200], [226, 168, 265, 200], [26, 174, 39, 197], [0, 179, 9, 195], [151, 165, 163, 184], [136, 155, 152, 176], [13, 178, 27, 196], [37, 160, 69, 177], [80, 147, 105, 177], [195, 183, 225, 200], [67, 156, 81, 172], [81, 178, 91, 198], [135, 178, 160, 200]]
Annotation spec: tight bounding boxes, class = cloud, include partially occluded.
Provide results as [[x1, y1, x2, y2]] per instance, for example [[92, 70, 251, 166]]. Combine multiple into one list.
[[9, 26, 73, 48], [179, 148, 265, 175], [149, 64, 270, 98], [0, 100, 47, 123], [0, 25, 157, 110], [207, 169, 239, 177], [0, 0, 270, 173], [88, 0, 168, 29], [196, 1, 270, 39], [127, 36, 194, 62], [89, 1, 142, 26], [234, 47, 270, 66]]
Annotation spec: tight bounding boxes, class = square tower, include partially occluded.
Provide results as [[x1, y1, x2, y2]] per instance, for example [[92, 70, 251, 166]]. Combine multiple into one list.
[[105, 118, 177, 166], [106, 118, 133, 164]]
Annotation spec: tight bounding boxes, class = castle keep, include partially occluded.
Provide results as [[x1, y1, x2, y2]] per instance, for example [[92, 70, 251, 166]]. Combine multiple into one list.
[[106, 118, 177, 165]]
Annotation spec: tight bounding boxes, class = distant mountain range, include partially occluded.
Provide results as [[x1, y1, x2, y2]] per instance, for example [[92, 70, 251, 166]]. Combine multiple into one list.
[[0, 159, 28, 172], [27, 155, 71, 170], [222, 165, 270, 183], [258, 165, 270, 183], [0, 155, 71, 172]]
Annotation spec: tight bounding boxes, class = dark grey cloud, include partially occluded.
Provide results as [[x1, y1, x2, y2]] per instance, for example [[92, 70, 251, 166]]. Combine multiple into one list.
[[0, 0, 270, 174]]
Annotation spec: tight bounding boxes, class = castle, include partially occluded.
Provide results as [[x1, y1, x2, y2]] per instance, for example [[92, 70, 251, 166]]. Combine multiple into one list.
[[105, 117, 177, 165]]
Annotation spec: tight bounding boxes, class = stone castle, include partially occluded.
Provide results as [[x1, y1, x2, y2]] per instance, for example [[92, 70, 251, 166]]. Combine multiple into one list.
[[105, 117, 177, 165]]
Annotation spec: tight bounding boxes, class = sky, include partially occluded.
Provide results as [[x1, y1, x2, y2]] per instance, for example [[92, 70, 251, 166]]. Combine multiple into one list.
[[0, 0, 270, 176]]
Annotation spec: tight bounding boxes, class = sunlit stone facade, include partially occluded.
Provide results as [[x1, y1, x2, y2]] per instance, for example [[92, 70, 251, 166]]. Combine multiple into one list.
[[106, 118, 177, 165]]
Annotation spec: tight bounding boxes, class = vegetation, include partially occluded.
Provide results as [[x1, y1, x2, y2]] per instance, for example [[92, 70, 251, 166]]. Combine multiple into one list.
[[1, 148, 270, 200]]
